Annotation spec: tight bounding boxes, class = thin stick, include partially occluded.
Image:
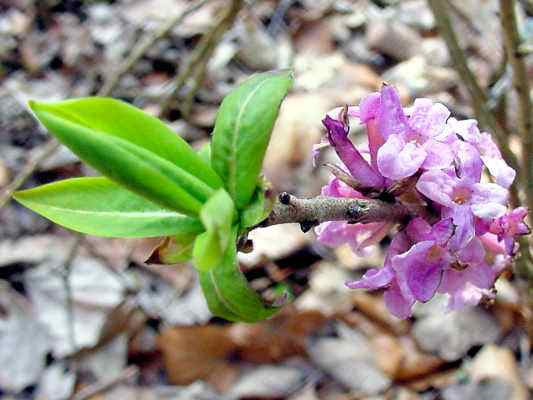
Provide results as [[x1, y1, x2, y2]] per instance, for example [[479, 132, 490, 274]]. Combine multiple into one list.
[[160, 0, 243, 117], [263, 193, 408, 228], [61, 235, 83, 352], [0, 138, 60, 209], [500, 0, 533, 227], [72, 366, 139, 400], [98, 0, 211, 96], [427, 0, 521, 206]]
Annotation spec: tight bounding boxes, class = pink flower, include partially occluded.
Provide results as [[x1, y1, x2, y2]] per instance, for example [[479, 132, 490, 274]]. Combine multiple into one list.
[[315, 84, 524, 319], [372, 85, 455, 180], [346, 232, 415, 319], [391, 218, 454, 304], [322, 115, 384, 188], [447, 118, 516, 188], [416, 169, 508, 250], [489, 207, 530, 255], [438, 263, 496, 310]]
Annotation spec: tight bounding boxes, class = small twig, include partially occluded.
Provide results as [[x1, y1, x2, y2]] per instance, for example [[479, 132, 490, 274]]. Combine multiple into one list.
[[160, 0, 243, 118], [500, 0, 533, 227], [61, 235, 83, 352], [262, 193, 408, 230], [427, 0, 521, 207], [71, 366, 139, 400], [98, 0, 211, 96], [0, 138, 60, 209]]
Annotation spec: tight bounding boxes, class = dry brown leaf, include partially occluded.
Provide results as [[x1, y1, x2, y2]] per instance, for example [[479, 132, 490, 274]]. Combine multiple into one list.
[[157, 325, 239, 390], [351, 292, 410, 336], [230, 309, 328, 363]]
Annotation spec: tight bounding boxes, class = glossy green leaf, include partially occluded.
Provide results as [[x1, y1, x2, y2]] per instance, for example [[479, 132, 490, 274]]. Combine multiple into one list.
[[198, 228, 281, 322], [31, 97, 222, 189], [13, 177, 203, 237], [199, 189, 235, 247], [240, 184, 272, 229], [197, 143, 211, 165], [193, 189, 235, 271], [211, 70, 293, 209], [29, 102, 214, 216], [193, 230, 224, 272]]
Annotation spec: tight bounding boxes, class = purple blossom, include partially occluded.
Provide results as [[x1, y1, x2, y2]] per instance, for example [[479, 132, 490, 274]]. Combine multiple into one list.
[[489, 207, 530, 255], [447, 118, 516, 188], [416, 169, 508, 250], [372, 85, 455, 180], [322, 115, 384, 188], [315, 84, 529, 319]]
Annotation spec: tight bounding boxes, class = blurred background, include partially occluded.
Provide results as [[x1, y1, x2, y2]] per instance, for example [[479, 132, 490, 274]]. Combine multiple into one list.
[[0, 0, 532, 399]]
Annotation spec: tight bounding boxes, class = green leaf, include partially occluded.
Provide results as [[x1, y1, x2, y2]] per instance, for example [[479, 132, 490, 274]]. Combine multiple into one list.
[[211, 70, 293, 209], [31, 97, 222, 189], [197, 143, 211, 165], [193, 230, 224, 272], [193, 189, 235, 271], [146, 233, 197, 264], [13, 177, 203, 237], [240, 183, 272, 229], [29, 102, 215, 216], [198, 228, 281, 322]]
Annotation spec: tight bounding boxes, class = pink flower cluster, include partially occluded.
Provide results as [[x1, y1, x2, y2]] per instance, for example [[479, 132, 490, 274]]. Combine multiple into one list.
[[315, 85, 530, 319]]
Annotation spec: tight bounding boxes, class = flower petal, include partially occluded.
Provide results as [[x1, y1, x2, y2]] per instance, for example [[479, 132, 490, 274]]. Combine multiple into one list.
[[345, 266, 394, 289], [455, 141, 483, 183], [457, 237, 485, 265], [471, 203, 507, 219], [416, 170, 456, 207], [393, 241, 447, 302], [448, 205, 475, 251], [321, 177, 363, 198], [482, 156, 516, 188], [359, 92, 381, 123], [377, 134, 426, 180], [377, 85, 410, 139], [323, 115, 384, 188], [406, 217, 433, 242], [421, 139, 455, 170], [384, 280, 415, 319], [448, 117, 480, 143], [472, 184, 506, 205], [471, 132, 516, 188], [408, 99, 450, 138]]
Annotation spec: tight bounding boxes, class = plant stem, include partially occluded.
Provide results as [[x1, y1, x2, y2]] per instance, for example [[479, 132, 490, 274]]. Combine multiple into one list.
[[262, 193, 408, 229], [427, 0, 521, 207], [499, 0, 533, 227]]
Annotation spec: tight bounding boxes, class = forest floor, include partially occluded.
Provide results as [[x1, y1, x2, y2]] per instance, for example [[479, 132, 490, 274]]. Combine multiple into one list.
[[0, 0, 532, 399]]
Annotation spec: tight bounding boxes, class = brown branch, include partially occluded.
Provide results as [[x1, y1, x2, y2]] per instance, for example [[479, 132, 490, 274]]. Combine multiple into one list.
[[262, 193, 408, 230], [160, 0, 243, 118], [500, 0, 533, 227], [427, 0, 521, 207]]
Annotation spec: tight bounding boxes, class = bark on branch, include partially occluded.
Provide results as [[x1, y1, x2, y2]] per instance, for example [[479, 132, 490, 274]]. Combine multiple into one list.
[[262, 192, 408, 230]]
